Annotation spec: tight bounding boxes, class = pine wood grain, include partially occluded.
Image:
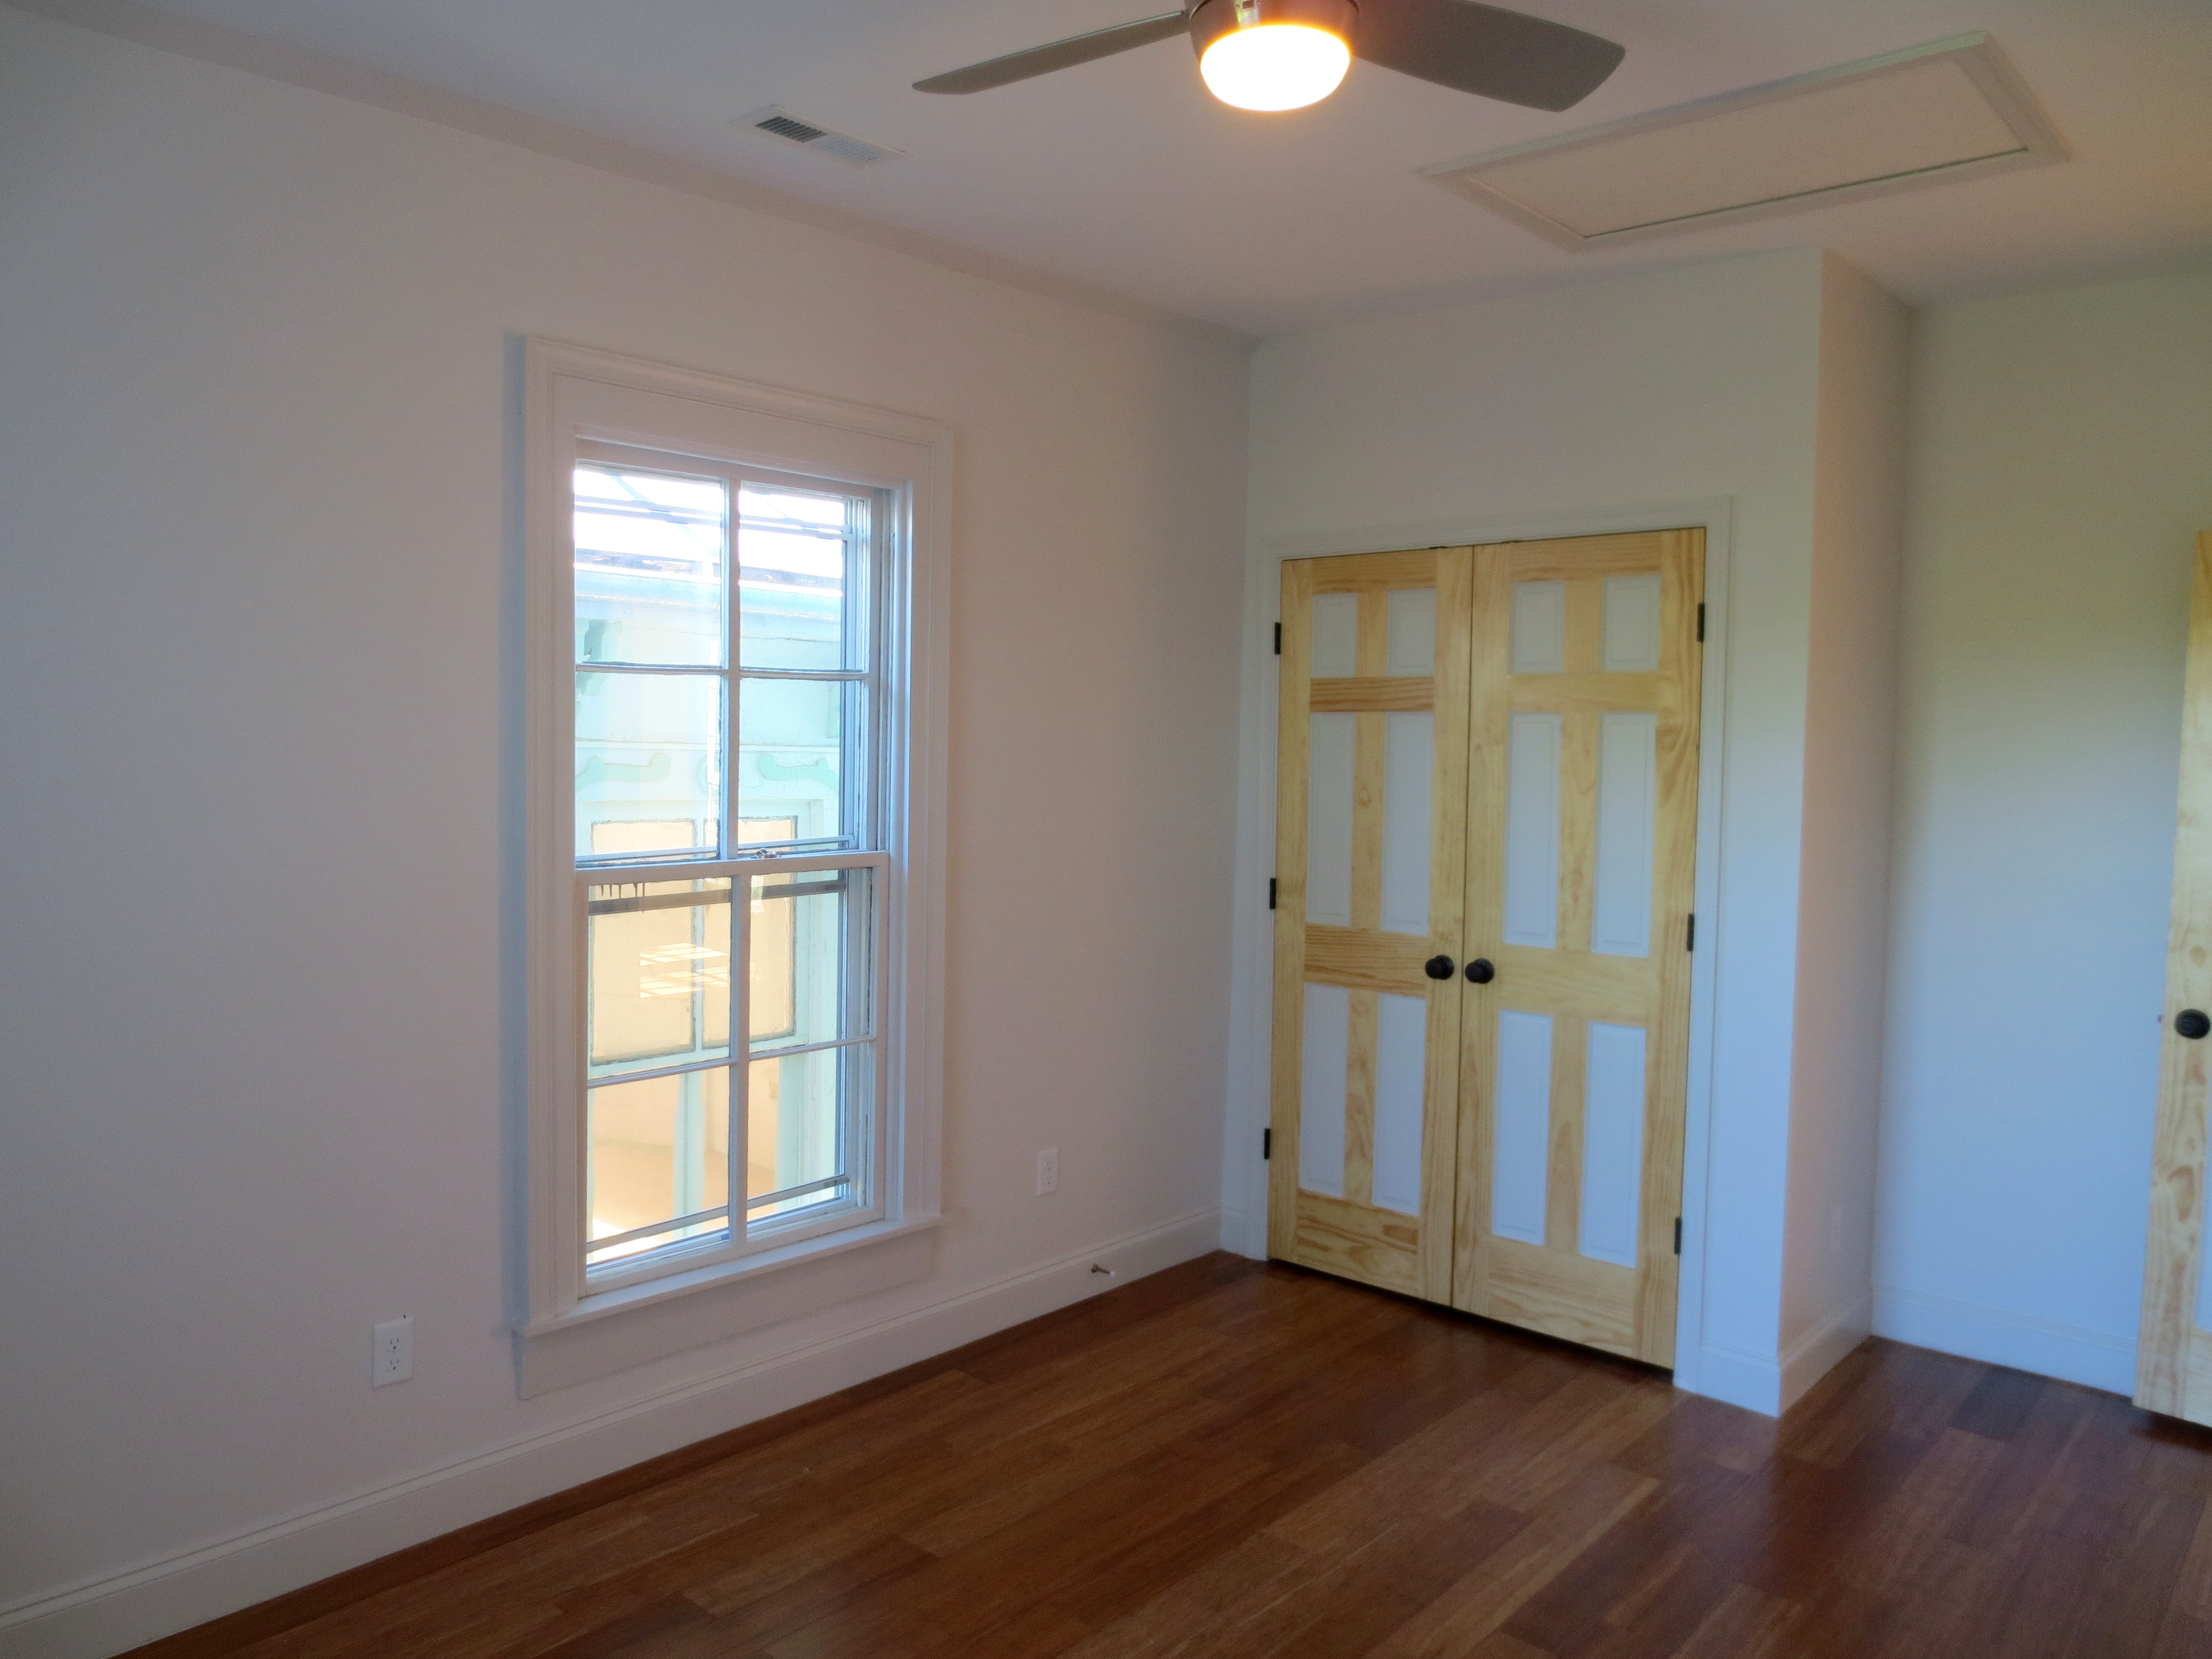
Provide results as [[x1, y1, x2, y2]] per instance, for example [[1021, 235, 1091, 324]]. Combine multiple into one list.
[[1421, 548, 1477, 1300], [123, 1256, 2212, 1659], [1455, 530, 1702, 1368], [1274, 549, 1465, 1305], [1269, 558, 1316, 1262], [2137, 530, 2212, 1419], [1310, 677, 1437, 713]]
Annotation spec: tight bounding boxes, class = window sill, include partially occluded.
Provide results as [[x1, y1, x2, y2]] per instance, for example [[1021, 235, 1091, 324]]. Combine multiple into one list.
[[520, 1213, 944, 1340]]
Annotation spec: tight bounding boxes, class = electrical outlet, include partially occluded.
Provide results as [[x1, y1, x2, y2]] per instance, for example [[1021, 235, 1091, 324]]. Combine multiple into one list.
[[372, 1316, 413, 1388], [1036, 1148, 1058, 1196]]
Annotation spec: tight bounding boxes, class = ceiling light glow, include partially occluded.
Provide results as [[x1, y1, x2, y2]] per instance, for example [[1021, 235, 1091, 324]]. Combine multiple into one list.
[[1200, 24, 1351, 111], [1188, 0, 1357, 113]]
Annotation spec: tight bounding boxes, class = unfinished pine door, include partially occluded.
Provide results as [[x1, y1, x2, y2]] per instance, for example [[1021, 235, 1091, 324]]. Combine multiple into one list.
[[1269, 548, 1473, 1300], [2136, 532, 2212, 1424], [1452, 531, 1702, 1365], [1272, 530, 1703, 1368]]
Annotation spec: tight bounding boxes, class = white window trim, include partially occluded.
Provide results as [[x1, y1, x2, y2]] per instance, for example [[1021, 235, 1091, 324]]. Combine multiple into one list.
[[520, 337, 950, 1336]]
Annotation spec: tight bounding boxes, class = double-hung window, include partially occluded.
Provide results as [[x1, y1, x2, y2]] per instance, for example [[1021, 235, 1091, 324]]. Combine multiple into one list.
[[524, 342, 947, 1330]]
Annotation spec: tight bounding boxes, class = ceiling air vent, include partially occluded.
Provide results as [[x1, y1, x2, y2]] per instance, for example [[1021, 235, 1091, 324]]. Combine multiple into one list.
[[736, 106, 903, 166], [1422, 33, 2064, 251]]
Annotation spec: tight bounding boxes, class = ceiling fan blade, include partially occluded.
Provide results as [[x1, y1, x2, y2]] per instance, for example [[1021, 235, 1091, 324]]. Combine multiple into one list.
[[1354, 0, 1623, 111], [914, 11, 1190, 94]]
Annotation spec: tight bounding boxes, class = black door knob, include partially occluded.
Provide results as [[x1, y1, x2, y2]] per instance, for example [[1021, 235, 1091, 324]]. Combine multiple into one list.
[[1423, 955, 1455, 980], [2179, 1009, 2211, 1040], [1465, 958, 1495, 985]]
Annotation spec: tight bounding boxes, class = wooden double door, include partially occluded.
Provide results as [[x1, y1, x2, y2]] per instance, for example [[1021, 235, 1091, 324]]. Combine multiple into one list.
[[1269, 529, 1703, 1366]]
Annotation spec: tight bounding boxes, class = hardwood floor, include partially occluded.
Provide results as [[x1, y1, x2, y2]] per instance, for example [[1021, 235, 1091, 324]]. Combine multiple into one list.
[[129, 1254, 2212, 1659]]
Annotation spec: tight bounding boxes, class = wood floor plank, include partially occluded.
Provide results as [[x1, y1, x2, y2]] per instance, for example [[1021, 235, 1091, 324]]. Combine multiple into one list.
[[124, 1263, 2212, 1659], [960, 1604, 1095, 1659], [1940, 1372, 2098, 1557], [116, 1358, 984, 1659], [1827, 1427, 2008, 1597], [1615, 1391, 1779, 1482], [1496, 1456, 1756, 1657], [680, 1432, 1072, 1617], [1198, 1503, 1530, 1659], [1044, 1438, 1370, 1632], [2163, 1487, 2212, 1626], [556, 1537, 933, 1659], [1734, 1433, 1931, 1606], [764, 1440, 1280, 1659], [686, 1535, 938, 1653], [1205, 1315, 1519, 1473], [902, 1396, 1234, 1558], [1054, 1529, 1315, 1659], [1262, 1387, 1537, 1556], [1778, 1342, 1982, 1470], [524, 1595, 714, 1659], [1660, 1582, 1799, 1659], [1461, 1637, 1555, 1659], [939, 1254, 1253, 1387], [1948, 1366, 2047, 1442], [1463, 1368, 1682, 1513], [1362, 1461, 1658, 1659]]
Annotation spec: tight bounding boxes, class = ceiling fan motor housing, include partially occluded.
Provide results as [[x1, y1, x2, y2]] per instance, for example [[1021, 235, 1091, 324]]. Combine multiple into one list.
[[1187, 0, 1360, 58]]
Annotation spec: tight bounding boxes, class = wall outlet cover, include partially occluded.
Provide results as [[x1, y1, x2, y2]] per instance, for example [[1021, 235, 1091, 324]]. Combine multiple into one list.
[[372, 1316, 413, 1387]]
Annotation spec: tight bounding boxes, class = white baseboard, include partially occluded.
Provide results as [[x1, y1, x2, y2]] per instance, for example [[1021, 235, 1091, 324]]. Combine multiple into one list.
[[1779, 1294, 1872, 1412], [0, 1208, 1222, 1659], [1872, 1284, 2136, 1395], [1684, 1342, 1781, 1417]]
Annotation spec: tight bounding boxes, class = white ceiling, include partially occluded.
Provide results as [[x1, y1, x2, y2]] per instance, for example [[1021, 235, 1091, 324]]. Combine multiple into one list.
[[113, 0, 2212, 334]]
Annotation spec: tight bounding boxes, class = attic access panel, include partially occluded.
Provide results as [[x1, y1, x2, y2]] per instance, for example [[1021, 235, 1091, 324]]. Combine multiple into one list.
[[1422, 33, 2065, 250]]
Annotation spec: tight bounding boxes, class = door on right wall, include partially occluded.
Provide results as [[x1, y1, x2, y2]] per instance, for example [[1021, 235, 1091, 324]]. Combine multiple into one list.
[[2137, 532, 2212, 1424]]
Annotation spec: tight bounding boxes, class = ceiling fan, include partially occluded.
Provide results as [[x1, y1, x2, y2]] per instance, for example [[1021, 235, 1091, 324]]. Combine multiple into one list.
[[914, 0, 1625, 115]]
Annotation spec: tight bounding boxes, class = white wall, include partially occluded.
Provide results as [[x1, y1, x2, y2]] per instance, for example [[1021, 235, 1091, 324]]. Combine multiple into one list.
[[1229, 248, 1909, 1413], [1876, 271, 2212, 1392], [1779, 255, 1909, 1398], [0, 8, 1249, 1654]]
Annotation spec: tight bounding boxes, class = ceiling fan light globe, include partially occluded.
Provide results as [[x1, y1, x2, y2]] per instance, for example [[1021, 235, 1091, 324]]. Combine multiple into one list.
[[1200, 26, 1350, 110], [1189, 0, 1357, 112]]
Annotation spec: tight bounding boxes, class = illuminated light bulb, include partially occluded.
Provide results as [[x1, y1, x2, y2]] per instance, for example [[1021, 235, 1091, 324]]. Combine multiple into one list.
[[1189, 0, 1357, 113], [1200, 24, 1351, 111]]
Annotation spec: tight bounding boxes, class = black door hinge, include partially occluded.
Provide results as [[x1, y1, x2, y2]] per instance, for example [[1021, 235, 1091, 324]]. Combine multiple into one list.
[[1696, 602, 1706, 643], [1268, 878, 1277, 910], [1262, 1127, 1273, 1160], [1686, 914, 1695, 952], [1273, 622, 1282, 655], [1673, 1216, 1683, 1255]]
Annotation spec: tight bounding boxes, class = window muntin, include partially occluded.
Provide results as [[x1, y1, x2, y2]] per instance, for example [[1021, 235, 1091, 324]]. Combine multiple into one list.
[[572, 444, 888, 1287]]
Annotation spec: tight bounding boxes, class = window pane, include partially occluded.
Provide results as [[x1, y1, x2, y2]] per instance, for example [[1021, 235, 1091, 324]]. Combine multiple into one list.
[[738, 485, 857, 672], [737, 678, 847, 846], [740, 815, 797, 847], [577, 671, 723, 860], [746, 1046, 860, 1220], [574, 464, 727, 668], [587, 1068, 730, 1264], [587, 878, 733, 1071], [749, 867, 871, 1052]]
